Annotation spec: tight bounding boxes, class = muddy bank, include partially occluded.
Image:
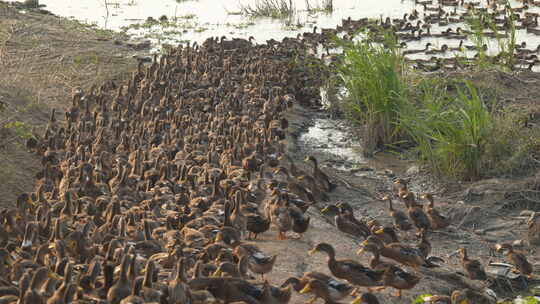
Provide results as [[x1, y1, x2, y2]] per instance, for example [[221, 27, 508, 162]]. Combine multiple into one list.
[[269, 96, 540, 303]]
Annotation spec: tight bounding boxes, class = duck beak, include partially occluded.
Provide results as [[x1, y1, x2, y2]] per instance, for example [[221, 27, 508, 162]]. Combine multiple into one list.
[[350, 296, 363, 304], [374, 229, 384, 235], [48, 271, 62, 281], [211, 269, 222, 277], [299, 283, 311, 294], [215, 234, 222, 242], [356, 247, 364, 255], [308, 248, 317, 256], [303, 156, 309, 162], [459, 301, 470, 304], [495, 244, 503, 252], [320, 207, 329, 214]]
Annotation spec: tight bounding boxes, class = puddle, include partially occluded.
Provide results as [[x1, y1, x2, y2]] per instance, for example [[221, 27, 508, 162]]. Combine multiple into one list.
[[298, 116, 415, 175], [299, 117, 365, 170]]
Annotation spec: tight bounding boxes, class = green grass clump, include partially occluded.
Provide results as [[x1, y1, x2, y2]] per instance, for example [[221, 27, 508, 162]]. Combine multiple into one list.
[[305, 0, 333, 14], [403, 81, 493, 180], [336, 33, 406, 155], [464, 3, 517, 70], [332, 31, 536, 180], [239, 0, 296, 19]]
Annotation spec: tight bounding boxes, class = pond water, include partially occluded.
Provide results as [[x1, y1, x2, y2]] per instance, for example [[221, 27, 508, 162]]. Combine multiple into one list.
[[22, 0, 416, 44], [9, 0, 540, 58]]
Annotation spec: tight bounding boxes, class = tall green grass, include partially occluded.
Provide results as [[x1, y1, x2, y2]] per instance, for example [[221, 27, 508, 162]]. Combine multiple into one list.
[[239, 0, 296, 19], [333, 31, 535, 180], [336, 33, 406, 155], [305, 0, 333, 14], [464, 3, 517, 70]]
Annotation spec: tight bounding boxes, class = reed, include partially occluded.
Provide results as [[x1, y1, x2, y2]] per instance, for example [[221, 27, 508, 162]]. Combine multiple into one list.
[[305, 0, 333, 14], [464, 2, 517, 70], [239, 0, 296, 19], [332, 25, 536, 180], [336, 32, 407, 155]]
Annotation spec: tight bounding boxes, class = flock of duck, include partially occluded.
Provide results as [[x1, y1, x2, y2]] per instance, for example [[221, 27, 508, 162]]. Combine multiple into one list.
[[2, 0, 540, 303], [285, 0, 540, 72]]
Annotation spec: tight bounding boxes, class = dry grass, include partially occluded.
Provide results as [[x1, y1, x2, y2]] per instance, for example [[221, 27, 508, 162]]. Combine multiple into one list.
[[0, 1, 137, 207]]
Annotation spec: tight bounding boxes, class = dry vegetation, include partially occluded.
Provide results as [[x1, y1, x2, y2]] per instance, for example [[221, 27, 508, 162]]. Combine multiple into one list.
[[0, 1, 137, 207]]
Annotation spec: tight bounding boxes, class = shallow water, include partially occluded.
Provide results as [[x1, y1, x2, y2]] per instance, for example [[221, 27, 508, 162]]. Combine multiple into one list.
[[298, 117, 365, 169], [8, 0, 540, 71], [22, 0, 416, 44]]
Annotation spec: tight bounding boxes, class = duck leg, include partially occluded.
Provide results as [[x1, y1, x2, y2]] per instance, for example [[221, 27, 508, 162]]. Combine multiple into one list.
[[368, 286, 386, 293], [394, 289, 402, 298]]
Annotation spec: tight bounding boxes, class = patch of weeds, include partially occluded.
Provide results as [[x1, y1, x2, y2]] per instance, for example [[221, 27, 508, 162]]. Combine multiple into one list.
[[2, 121, 33, 141], [178, 14, 196, 20], [72, 52, 100, 67], [227, 11, 243, 15], [412, 294, 433, 304], [464, 2, 517, 71], [233, 22, 255, 30], [332, 30, 538, 180], [305, 0, 333, 14], [240, 0, 296, 20], [336, 30, 406, 155]]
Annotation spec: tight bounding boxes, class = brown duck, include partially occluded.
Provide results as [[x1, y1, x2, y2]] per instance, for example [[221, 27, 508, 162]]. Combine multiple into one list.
[[496, 243, 533, 278], [457, 247, 487, 281]]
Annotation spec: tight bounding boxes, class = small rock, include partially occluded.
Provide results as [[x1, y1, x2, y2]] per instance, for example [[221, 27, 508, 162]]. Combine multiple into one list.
[[383, 169, 394, 177], [113, 40, 122, 45], [132, 55, 152, 63], [520, 210, 534, 217], [406, 165, 420, 175], [357, 166, 374, 172], [474, 229, 486, 235], [512, 239, 525, 248], [126, 39, 151, 50]]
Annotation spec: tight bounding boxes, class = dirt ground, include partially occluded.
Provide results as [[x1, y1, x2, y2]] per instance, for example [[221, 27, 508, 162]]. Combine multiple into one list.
[[0, 1, 138, 207], [261, 102, 540, 303], [0, 2, 539, 303]]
